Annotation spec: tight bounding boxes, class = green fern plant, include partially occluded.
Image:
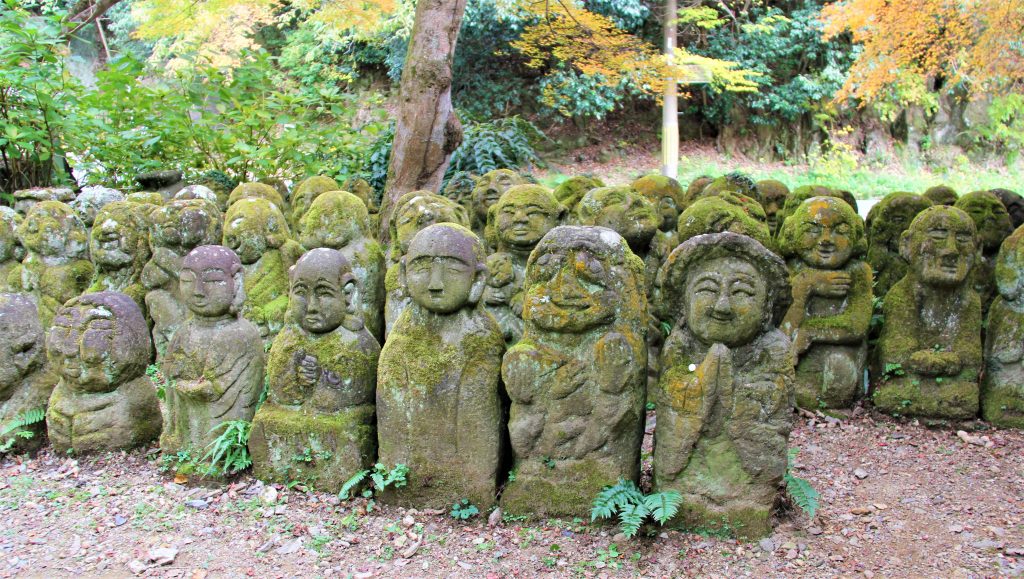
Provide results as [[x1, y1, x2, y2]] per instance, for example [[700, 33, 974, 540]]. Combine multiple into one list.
[[200, 420, 252, 477], [447, 116, 546, 177], [591, 479, 682, 538], [145, 364, 173, 400], [339, 463, 409, 500], [0, 407, 45, 453], [784, 448, 820, 519]]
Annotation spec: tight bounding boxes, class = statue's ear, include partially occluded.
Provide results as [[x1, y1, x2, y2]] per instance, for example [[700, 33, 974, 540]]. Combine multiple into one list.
[[342, 277, 359, 315], [231, 268, 246, 316], [469, 268, 486, 305], [899, 229, 913, 262], [398, 257, 409, 295]]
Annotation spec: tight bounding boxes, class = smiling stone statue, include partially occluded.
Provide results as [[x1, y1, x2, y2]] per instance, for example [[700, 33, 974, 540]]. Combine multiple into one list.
[[0, 293, 58, 453]]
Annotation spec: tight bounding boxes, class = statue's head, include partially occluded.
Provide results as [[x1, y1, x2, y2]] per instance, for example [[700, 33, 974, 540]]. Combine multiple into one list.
[[390, 191, 470, 257], [990, 188, 1024, 229], [289, 176, 341, 229], [682, 175, 715, 209], [923, 185, 958, 206], [996, 222, 1024, 303], [223, 198, 291, 265], [488, 185, 564, 252], [227, 182, 286, 213], [0, 208, 23, 263], [18, 201, 88, 259], [482, 252, 516, 306], [676, 196, 772, 248], [868, 192, 932, 252], [661, 232, 790, 348], [954, 190, 1013, 252], [0, 293, 45, 397], [779, 196, 866, 270], [288, 248, 360, 334], [148, 198, 222, 252], [755, 179, 790, 233], [574, 186, 661, 253], [90, 201, 151, 273], [174, 184, 219, 205], [471, 169, 525, 224], [71, 186, 124, 228], [299, 190, 369, 251], [402, 223, 486, 315], [900, 206, 977, 288], [47, 292, 151, 393], [340, 177, 378, 212], [522, 226, 645, 334], [442, 171, 477, 208], [631, 175, 685, 232], [553, 175, 604, 212], [701, 172, 760, 204], [179, 245, 245, 318], [777, 185, 856, 233]]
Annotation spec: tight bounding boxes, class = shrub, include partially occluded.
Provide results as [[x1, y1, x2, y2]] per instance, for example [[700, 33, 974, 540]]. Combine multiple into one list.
[[591, 479, 682, 538]]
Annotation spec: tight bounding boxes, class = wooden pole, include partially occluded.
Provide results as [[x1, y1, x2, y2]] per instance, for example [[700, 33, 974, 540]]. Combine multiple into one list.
[[661, 0, 679, 179]]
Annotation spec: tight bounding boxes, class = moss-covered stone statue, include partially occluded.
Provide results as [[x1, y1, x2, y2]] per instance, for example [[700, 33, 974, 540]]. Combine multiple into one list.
[[384, 191, 470, 335], [471, 169, 526, 243], [174, 184, 219, 205], [161, 245, 266, 455], [779, 197, 872, 409], [631, 175, 685, 288], [654, 232, 794, 539], [226, 182, 286, 213], [223, 198, 303, 342], [250, 249, 380, 491], [992, 188, 1024, 230], [482, 185, 565, 344], [573, 187, 661, 289], [954, 190, 1014, 311], [9, 201, 93, 328], [681, 175, 714, 208], [12, 187, 74, 215], [377, 224, 504, 509], [923, 185, 958, 207], [0, 208, 23, 292], [125, 191, 165, 207], [441, 170, 477, 210], [87, 202, 152, 313], [45, 292, 161, 454], [299, 190, 385, 340], [142, 199, 223, 356], [0, 293, 58, 452], [776, 185, 857, 235], [501, 226, 647, 517], [981, 225, 1024, 428], [552, 175, 604, 213], [865, 192, 932, 297], [872, 206, 982, 419], [340, 177, 378, 213], [676, 196, 773, 249], [755, 179, 790, 236], [71, 186, 124, 228], [701, 172, 760, 204], [289, 176, 342, 231]]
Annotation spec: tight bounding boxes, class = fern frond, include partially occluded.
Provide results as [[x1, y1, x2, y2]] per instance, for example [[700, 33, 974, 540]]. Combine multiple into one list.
[[642, 490, 682, 524], [339, 469, 370, 500], [785, 473, 820, 519], [617, 502, 648, 538]]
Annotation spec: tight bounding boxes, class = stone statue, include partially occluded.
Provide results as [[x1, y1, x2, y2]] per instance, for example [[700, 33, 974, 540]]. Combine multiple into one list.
[[501, 226, 647, 517], [289, 176, 341, 231], [384, 191, 470, 335], [755, 179, 790, 235], [9, 201, 93, 328], [46, 292, 161, 453], [471, 169, 526, 241], [631, 175, 684, 291], [701, 173, 760, 204], [954, 190, 1013, 311], [865, 192, 932, 297], [553, 175, 605, 214], [0, 293, 58, 453], [174, 184, 219, 205], [227, 182, 286, 213], [573, 187, 661, 290], [71, 186, 124, 228], [776, 185, 857, 232], [12, 187, 74, 215], [377, 224, 504, 509], [441, 171, 477, 211], [873, 206, 982, 419], [0, 208, 23, 292], [983, 225, 1024, 428], [87, 201, 152, 313], [482, 185, 565, 344], [340, 177, 378, 213], [654, 232, 794, 539], [779, 197, 872, 409], [125, 191, 165, 207], [142, 199, 223, 356], [299, 190, 386, 341], [136, 169, 184, 200], [250, 249, 380, 491], [223, 198, 303, 342], [161, 246, 266, 455], [681, 175, 714, 209], [677, 196, 772, 249], [992, 188, 1024, 229], [923, 185, 958, 207]]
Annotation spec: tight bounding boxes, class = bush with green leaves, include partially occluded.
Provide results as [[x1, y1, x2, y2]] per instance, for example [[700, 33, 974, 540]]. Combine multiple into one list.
[[0, 408, 46, 453], [450, 499, 480, 520], [339, 463, 410, 500], [200, 420, 253, 477], [590, 479, 682, 538]]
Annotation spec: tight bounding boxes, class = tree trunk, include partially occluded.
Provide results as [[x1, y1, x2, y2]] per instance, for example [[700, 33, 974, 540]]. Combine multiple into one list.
[[661, 0, 679, 179], [379, 0, 469, 246]]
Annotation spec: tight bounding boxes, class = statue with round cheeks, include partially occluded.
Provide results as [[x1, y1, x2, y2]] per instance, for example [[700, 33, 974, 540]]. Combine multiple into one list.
[[923, 185, 958, 207], [552, 175, 604, 213], [179, 245, 245, 319], [955, 190, 1013, 254], [573, 186, 661, 256], [224, 198, 292, 265], [389, 191, 470, 260], [46, 292, 160, 453], [991, 188, 1024, 229], [700, 173, 761, 204], [864, 191, 932, 297], [287, 248, 360, 335], [88, 202, 151, 308], [471, 169, 525, 228], [900, 206, 978, 288], [0, 208, 24, 291], [488, 185, 564, 254], [676, 196, 772, 249], [299, 190, 370, 251], [18, 200, 88, 260], [631, 175, 685, 233], [779, 196, 867, 271], [0, 293, 57, 453], [71, 186, 124, 228], [288, 176, 341, 230], [227, 182, 286, 213], [776, 185, 856, 235], [983, 225, 1024, 427], [755, 179, 790, 235], [401, 223, 486, 315]]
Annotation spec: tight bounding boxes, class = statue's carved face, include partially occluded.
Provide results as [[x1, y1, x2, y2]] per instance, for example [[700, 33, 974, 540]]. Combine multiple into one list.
[[150, 201, 221, 251], [523, 246, 616, 333], [906, 209, 976, 287], [686, 256, 767, 347], [290, 257, 348, 334], [873, 194, 931, 251], [90, 206, 140, 269], [180, 247, 240, 318], [577, 187, 660, 251], [394, 196, 464, 255], [223, 199, 288, 265], [472, 169, 523, 222], [48, 305, 117, 391], [406, 252, 476, 314], [298, 192, 365, 251], [795, 201, 855, 269], [0, 301, 43, 393], [957, 193, 1012, 251], [19, 202, 86, 258], [494, 188, 561, 250], [483, 253, 516, 305], [761, 190, 788, 233]]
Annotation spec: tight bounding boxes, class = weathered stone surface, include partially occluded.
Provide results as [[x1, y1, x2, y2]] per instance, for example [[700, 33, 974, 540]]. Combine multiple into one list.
[[776, 185, 857, 231], [142, 199, 223, 356], [227, 182, 286, 213], [174, 184, 219, 205], [573, 186, 661, 277], [10, 201, 93, 328], [654, 232, 794, 539], [250, 249, 380, 491], [12, 187, 74, 215], [470, 169, 525, 242], [340, 177, 378, 212], [289, 176, 341, 231], [299, 191, 385, 341], [780, 197, 872, 409], [955, 190, 1013, 311], [88, 202, 151, 314], [71, 186, 124, 228], [873, 206, 982, 419], [865, 192, 932, 297], [223, 198, 302, 342], [501, 226, 647, 518], [701, 173, 760, 204], [632, 175, 684, 292], [384, 191, 469, 335], [552, 175, 604, 213], [0, 293, 58, 453], [46, 292, 160, 454], [377, 224, 504, 509], [482, 185, 564, 344], [0, 208, 22, 292], [923, 185, 959, 207], [755, 179, 790, 236], [677, 196, 772, 249], [441, 170, 477, 209], [982, 224, 1024, 428], [161, 246, 266, 455], [125, 191, 165, 206], [136, 169, 184, 199], [992, 188, 1024, 229], [681, 175, 714, 209]]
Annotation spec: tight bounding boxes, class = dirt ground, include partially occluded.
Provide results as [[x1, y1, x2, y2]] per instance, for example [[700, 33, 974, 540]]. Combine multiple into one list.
[[0, 408, 1021, 579]]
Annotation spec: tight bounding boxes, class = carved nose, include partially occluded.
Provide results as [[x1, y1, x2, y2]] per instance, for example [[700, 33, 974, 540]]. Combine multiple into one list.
[[713, 294, 733, 315], [428, 266, 445, 291]]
